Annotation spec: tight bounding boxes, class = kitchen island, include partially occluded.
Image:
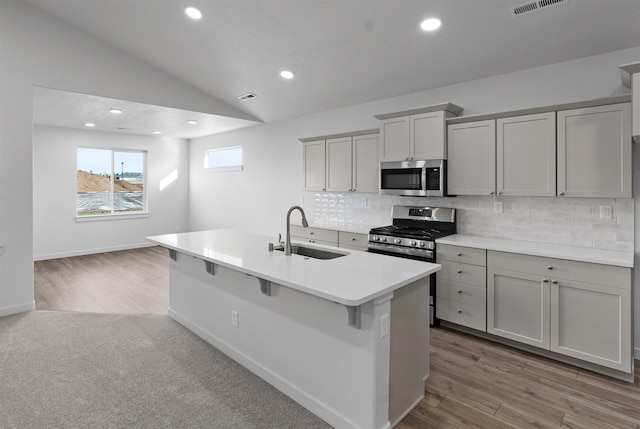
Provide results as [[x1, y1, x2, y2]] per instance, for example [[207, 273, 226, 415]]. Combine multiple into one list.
[[147, 229, 440, 429]]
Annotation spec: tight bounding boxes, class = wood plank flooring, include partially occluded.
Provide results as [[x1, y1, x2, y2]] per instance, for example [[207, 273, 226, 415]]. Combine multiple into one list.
[[34, 246, 169, 314], [34, 247, 639, 428], [401, 328, 640, 429]]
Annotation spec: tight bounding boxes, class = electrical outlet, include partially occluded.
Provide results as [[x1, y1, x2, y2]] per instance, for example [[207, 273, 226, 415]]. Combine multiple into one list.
[[599, 205, 612, 219], [380, 313, 389, 338], [231, 310, 238, 327], [299, 194, 304, 203], [494, 202, 503, 213]]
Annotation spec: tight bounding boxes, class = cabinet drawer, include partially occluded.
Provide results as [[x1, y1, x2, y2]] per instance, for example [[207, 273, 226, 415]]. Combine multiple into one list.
[[437, 261, 486, 287], [488, 251, 630, 289], [437, 244, 486, 266], [436, 279, 486, 307], [338, 232, 368, 251], [437, 298, 486, 331], [290, 225, 338, 245]]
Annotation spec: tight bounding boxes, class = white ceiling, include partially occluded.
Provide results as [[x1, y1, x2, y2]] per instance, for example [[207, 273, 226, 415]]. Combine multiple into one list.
[[26, 0, 640, 138]]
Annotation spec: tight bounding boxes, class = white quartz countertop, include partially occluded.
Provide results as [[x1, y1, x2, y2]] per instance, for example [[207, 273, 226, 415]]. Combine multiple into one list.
[[436, 234, 633, 268], [147, 229, 439, 306]]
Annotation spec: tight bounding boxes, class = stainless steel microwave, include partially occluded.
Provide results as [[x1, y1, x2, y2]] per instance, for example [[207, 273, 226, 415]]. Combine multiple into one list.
[[379, 159, 446, 197]]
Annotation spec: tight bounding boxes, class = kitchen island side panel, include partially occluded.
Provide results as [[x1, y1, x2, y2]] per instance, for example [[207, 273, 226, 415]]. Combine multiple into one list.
[[167, 253, 399, 429]]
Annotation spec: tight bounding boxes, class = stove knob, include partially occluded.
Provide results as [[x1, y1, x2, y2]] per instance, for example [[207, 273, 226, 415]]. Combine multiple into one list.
[[394, 238, 401, 244], [381, 237, 387, 242], [411, 240, 417, 246], [372, 236, 379, 241], [420, 242, 426, 248]]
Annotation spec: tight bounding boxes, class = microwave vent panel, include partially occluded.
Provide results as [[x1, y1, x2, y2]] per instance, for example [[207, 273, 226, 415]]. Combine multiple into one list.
[[510, 0, 568, 17]]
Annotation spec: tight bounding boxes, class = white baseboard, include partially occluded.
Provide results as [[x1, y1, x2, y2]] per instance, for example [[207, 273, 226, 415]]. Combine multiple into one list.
[[635, 346, 640, 361], [0, 301, 35, 317], [34, 242, 156, 261]]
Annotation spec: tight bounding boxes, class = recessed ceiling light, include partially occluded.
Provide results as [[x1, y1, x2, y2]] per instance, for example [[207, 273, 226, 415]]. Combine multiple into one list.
[[187, 120, 198, 125], [420, 18, 441, 32], [84, 123, 96, 127], [109, 108, 123, 114], [152, 130, 162, 135], [280, 70, 294, 79], [185, 7, 202, 20]]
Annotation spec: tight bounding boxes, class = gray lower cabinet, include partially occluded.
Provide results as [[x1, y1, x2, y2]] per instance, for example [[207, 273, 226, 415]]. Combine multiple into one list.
[[337, 231, 368, 251], [487, 250, 632, 373], [436, 244, 487, 331], [290, 225, 368, 251], [290, 225, 338, 247]]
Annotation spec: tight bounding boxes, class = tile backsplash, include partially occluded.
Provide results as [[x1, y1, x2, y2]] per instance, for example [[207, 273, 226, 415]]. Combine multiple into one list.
[[302, 192, 634, 252]]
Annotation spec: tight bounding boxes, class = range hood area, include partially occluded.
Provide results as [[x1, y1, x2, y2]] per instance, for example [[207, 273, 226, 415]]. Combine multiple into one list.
[[619, 62, 640, 143]]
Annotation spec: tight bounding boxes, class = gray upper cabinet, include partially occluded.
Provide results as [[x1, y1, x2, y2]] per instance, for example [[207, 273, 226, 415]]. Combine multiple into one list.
[[411, 111, 448, 160], [447, 120, 496, 196], [301, 130, 378, 193], [497, 112, 556, 197], [303, 140, 326, 191], [379, 116, 410, 162], [376, 103, 463, 162], [557, 102, 631, 198], [633, 73, 640, 142], [619, 62, 640, 143], [326, 136, 353, 192], [352, 133, 379, 193]]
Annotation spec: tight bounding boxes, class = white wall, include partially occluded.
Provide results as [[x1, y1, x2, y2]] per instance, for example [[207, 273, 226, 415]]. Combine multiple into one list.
[[33, 125, 188, 260], [0, 0, 252, 316], [188, 46, 640, 358], [189, 46, 640, 235]]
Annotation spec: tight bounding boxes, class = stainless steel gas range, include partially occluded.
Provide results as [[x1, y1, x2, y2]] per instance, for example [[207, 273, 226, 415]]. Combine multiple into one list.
[[368, 205, 456, 326]]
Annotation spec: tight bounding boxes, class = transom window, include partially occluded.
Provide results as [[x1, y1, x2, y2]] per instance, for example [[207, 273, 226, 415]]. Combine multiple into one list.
[[204, 145, 243, 171]]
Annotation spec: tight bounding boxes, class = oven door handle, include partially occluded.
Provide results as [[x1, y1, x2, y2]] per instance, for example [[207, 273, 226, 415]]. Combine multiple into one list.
[[367, 242, 434, 259]]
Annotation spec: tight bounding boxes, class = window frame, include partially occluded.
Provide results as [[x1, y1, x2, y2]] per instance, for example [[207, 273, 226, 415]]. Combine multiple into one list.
[[75, 147, 148, 221], [204, 145, 243, 172]]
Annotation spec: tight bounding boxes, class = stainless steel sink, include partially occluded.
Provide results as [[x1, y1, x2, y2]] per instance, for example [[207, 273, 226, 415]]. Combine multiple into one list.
[[275, 244, 346, 260]]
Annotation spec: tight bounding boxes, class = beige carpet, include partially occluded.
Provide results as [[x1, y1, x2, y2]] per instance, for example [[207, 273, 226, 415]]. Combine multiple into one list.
[[0, 311, 333, 429]]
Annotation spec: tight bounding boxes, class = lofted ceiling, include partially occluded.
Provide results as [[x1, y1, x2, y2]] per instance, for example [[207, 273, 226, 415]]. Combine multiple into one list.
[[25, 0, 640, 139]]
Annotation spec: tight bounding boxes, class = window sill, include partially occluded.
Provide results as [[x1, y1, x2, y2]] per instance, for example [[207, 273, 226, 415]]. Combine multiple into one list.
[[75, 212, 150, 222]]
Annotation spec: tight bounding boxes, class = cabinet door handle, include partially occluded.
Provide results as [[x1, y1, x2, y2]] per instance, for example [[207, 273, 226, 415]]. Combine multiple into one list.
[[547, 265, 553, 270], [489, 191, 495, 195], [456, 309, 462, 313], [558, 192, 565, 196], [309, 239, 315, 243], [351, 238, 356, 241], [457, 252, 462, 256], [456, 270, 462, 274], [456, 289, 462, 294], [498, 191, 503, 195], [551, 280, 558, 284], [543, 278, 549, 283]]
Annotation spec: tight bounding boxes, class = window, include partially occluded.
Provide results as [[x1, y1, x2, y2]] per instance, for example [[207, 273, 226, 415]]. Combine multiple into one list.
[[205, 145, 243, 171], [77, 148, 147, 217]]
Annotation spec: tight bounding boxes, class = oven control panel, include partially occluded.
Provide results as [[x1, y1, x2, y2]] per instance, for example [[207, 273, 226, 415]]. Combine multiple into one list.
[[369, 235, 435, 250]]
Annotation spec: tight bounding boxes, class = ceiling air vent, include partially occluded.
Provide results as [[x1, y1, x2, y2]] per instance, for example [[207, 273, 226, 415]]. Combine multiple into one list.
[[238, 92, 257, 101], [510, 0, 568, 17]]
